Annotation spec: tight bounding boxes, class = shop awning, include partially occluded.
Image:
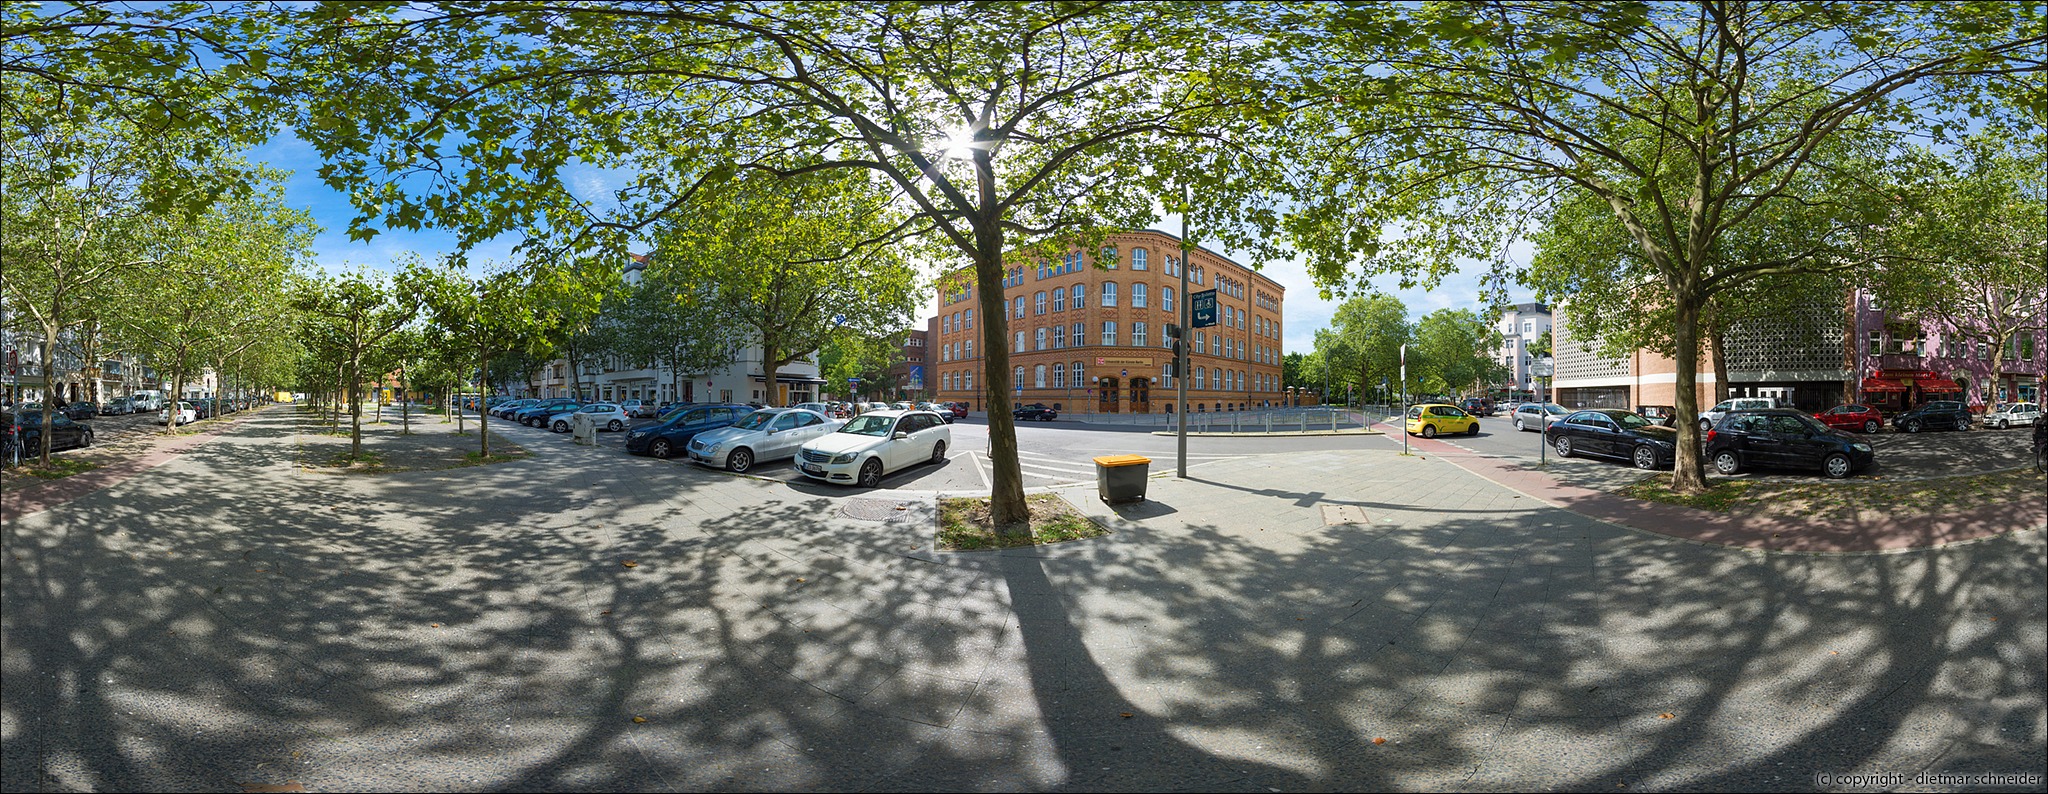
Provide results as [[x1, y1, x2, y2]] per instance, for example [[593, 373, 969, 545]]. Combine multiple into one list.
[[1859, 376, 1909, 393], [1914, 377, 1963, 392]]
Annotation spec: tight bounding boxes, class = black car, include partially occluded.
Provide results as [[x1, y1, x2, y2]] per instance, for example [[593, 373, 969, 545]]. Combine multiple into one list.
[[1014, 404, 1058, 421], [4, 410, 95, 464], [513, 400, 580, 427], [1705, 408, 1874, 479], [1633, 405, 1677, 427], [59, 401, 98, 420], [1893, 400, 1972, 433], [1546, 409, 1680, 470], [624, 403, 754, 458]]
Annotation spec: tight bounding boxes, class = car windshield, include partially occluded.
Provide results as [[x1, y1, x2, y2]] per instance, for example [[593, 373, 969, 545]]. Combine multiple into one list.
[[839, 415, 895, 436], [1541, 404, 1567, 414], [1614, 412, 1652, 429], [730, 411, 775, 431]]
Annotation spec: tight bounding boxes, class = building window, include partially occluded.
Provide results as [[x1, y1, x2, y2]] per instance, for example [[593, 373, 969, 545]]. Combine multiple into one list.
[[2024, 335, 2036, 361], [1523, 321, 1533, 333], [1867, 331, 1880, 357], [1014, 297, 1025, 319], [1038, 260, 1050, 280], [1054, 325, 1067, 348], [1102, 281, 1118, 307], [942, 345, 950, 363], [1052, 289, 1066, 312], [1016, 331, 1026, 352], [1132, 248, 1147, 270], [1073, 362, 1084, 388], [1072, 322, 1084, 346], [964, 372, 972, 391], [1163, 286, 1174, 313], [1035, 365, 1047, 388], [1072, 284, 1087, 310], [1035, 291, 1047, 314], [1132, 322, 1148, 347], [1036, 328, 1047, 350], [963, 308, 973, 328], [1101, 245, 1117, 269], [1102, 321, 1118, 346], [1015, 366, 1025, 389], [1195, 331, 1206, 354], [964, 340, 973, 358], [1196, 367, 1206, 389], [1132, 283, 1147, 308], [1054, 363, 1066, 388]]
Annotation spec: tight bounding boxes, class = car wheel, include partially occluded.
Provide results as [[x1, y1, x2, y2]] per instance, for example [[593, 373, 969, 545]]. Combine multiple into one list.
[[606, 420, 622, 432], [1421, 424, 1437, 439], [1822, 452, 1853, 479], [726, 447, 753, 473], [1904, 419, 1921, 434], [1515, 418, 1525, 431], [1995, 418, 2008, 429], [1712, 450, 1742, 475], [553, 420, 569, 433], [1632, 445, 1657, 470], [930, 439, 947, 464], [1862, 419, 1879, 433], [1468, 423, 1480, 436], [1699, 418, 1713, 434], [1554, 436, 1573, 457], [858, 458, 883, 487], [650, 439, 673, 459]]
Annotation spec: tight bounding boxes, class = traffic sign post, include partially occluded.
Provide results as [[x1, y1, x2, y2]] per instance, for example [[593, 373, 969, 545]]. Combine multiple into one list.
[[1399, 344, 1408, 456], [1191, 289, 1218, 328]]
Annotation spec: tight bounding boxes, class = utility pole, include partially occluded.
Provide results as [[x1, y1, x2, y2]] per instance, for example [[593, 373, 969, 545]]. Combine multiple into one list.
[[1176, 182, 1192, 479]]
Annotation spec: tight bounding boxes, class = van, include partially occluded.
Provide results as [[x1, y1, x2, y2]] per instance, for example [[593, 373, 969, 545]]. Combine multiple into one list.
[[1698, 397, 1778, 432], [130, 390, 165, 411]]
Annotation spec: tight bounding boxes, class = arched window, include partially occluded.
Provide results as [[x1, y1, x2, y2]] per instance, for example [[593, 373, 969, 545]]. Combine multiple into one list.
[[1072, 362, 1084, 388], [1131, 283, 1147, 308], [1132, 322, 1148, 347], [1163, 286, 1174, 313], [964, 372, 972, 391], [1015, 366, 1025, 389], [1035, 365, 1047, 388], [1053, 363, 1066, 388], [1101, 281, 1118, 307], [1054, 325, 1066, 348], [1015, 331, 1026, 352], [1014, 297, 1025, 319], [1102, 321, 1118, 346], [1132, 247, 1148, 270], [964, 340, 972, 358], [944, 314, 953, 334], [1196, 367, 1206, 389], [1038, 260, 1050, 280], [1101, 245, 1117, 268], [1035, 291, 1047, 314], [1072, 283, 1087, 309], [1035, 328, 1047, 350], [1072, 322, 1084, 346], [963, 308, 973, 328], [1195, 331, 1206, 354], [941, 345, 950, 362], [1052, 288, 1066, 312]]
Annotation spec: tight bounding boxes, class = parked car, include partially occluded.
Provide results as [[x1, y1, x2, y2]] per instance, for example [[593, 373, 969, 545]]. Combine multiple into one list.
[[916, 402, 955, 424], [1979, 402, 2041, 430], [1460, 397, 1495, 416], [59, 401, 98, 420], [1705, 408, 1873, 479], [5, 410, 94, 461], [1814, 404, 1885, 434], [1546, 409, 1678, 470], [942, 402, 969, 420], [514, 400, 580, 427], [492, 399, 538, 419], [1405, 403, 1478, 438], [1014, 404, 1058, 421], [619, 399, 655, 418], [1893, 400, 1973, 433], [797, 409, 952, 487], [1697, 396, 1779, 433], [1511, 402, 1569, 432], [687, 408, 841, 473], [793, 402, 833, 416], [624, 403, 753, 459], [158, 401, 199, 425], [102, 397, 137, 416], [1633, 405, 1677, 427], [547, 402, 630, 433], [891, 401, 915, 411]]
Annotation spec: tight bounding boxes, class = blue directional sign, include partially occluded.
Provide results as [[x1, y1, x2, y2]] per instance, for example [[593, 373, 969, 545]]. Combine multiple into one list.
[[1191, 289, 1219, 328], [907, 365, 924, 390]]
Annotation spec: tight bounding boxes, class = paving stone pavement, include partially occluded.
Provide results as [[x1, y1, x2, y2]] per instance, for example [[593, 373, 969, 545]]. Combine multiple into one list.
[[3, 411, 2043, 792]]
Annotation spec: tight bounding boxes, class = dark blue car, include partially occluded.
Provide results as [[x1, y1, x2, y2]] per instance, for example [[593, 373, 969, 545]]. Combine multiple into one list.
[[512, 400, 581, 427], [625, 403, 755, 459]]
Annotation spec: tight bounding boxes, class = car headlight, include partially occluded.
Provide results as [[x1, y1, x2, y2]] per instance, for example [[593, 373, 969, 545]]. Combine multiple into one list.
[[831, 451, 858, 464], [1851, 443, 1871, 452]]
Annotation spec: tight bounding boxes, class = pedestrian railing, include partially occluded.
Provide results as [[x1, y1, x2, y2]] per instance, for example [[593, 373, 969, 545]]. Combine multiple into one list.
[[1069, 406, 1388, 434]]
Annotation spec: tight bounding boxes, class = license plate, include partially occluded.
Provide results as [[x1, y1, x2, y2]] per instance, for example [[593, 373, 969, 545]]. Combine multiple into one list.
[[799, 463, 823, 474]]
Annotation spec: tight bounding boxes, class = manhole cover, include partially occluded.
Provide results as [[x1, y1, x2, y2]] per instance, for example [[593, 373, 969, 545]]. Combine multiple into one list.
[[1321, 505, 1371, 526], [840, 498, 919, 521]]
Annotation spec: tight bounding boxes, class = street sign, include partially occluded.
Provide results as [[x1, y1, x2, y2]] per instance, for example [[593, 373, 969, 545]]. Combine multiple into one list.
[[1191, 289, 1218, 328]]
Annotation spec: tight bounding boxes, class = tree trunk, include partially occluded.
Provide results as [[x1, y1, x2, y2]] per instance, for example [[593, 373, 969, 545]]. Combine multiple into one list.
[[399, 362, 411, 434], [972, 196, 1028, 529], [761, 338, 779, 408], [38, 319, 58, 465], [1670, 296, 1708, 493], [1710, 325, 1730, 405], [348, 352, 363, 458], [476, 347, 489, 458]]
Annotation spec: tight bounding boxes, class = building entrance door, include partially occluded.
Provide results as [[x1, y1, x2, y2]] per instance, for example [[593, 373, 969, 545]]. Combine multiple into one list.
[[1098, 377, 1120, 413], [1130, 377, 1151, 413]]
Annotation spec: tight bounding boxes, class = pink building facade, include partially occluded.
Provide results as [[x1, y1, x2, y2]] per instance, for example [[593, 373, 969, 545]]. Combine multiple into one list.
[[1849, 289, 2045, 411]]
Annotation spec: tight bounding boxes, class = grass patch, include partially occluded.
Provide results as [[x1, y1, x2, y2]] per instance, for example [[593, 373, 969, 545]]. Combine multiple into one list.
[[461, 449, 528, 466], [8, 457, 103, 479], [937, 493, 1107, 551], [1617, 477, 1757, 512], [321, 449, 393, 471]]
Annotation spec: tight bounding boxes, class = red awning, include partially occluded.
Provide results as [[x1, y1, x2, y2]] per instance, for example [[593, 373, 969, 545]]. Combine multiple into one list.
[[1860, 377, 1909, 393], [1914, 377, 1962, 392]]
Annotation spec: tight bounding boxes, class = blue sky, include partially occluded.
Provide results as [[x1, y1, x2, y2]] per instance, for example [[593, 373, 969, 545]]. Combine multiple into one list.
[[249, 130, 1538, 358]]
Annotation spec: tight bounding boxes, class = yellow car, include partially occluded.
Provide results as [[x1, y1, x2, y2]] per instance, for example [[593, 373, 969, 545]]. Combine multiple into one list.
[[1406, 403, 1479, 438]]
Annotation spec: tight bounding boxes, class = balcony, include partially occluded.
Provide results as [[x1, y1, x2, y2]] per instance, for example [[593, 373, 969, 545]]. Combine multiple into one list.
[[1874, 352, 1924, 370]]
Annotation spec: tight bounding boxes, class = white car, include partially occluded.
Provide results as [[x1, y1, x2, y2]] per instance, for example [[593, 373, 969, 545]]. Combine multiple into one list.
[[157, 401, 198, 425], [547, 402, 630, 433], [796, 409, 952, 487], [1511, 402, 1569, 432], [687, 408, 841, 472], [1698, 397, 1777, 433], [1980, 402, 2040, 429]]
